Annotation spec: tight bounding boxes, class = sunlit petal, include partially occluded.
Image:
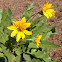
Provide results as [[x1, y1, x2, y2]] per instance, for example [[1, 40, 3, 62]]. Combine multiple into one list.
[[46, 12, 52, 17], [22, 23, 31, 29], [13, 21, 20, 27], [7, 26, 16, 30], [47, 4, 53, 8], [42, 1, 55, 19], [23, 30, 32, 35], [16, 32, 22, 42], [21, 32, 25, 40], [43, 12, 49, 19], [11, 30, 17, 37], [47, 9, 54, 12], [16, 19, 20, 21], [53, 11, 56, 17], [35, 34, 42, 48], [20, 17, 26, 23]]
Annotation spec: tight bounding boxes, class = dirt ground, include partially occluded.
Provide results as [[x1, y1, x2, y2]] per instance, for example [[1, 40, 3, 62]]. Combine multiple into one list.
[[0, 0, 62, 62]]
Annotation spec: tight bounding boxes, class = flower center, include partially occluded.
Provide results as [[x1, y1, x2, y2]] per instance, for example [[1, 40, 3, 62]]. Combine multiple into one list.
[[17, 28, 22, 32], [17, 27, 24, 32]]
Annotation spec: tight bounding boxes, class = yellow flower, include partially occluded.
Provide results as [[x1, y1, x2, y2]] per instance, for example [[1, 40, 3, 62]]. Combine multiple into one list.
[[35, 34, 42, 48], [7, 17, 32, 42], [42, 1, 56, 19]]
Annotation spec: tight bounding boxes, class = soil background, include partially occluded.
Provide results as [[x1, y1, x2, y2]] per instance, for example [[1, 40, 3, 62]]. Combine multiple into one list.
[[0, 0, 62, 62]]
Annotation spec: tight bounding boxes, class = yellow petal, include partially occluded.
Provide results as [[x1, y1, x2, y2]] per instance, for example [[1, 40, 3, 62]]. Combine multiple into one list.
[[46, 12, 52, 17], [21, 32, 25, 39], [43, 12, 49, 19], [16, 32, 22, 42], [44, 1, 48, 6], [23, 30, 32, 35], [53, 11, 56, 17], [20, 17, 26, 23], [22, 23, 31, 29], [36, 34, 42, 40], [47, 9, 54, 12], [35, 34, 42, 48], [7, 26, 16, 30], [47, 4, 53, 8], [16, 19, 20, 21], [46, 9, 55, 17], [39, 35, 42, 38], [11, 30, 17, 37], [42, 1, 55, 19], [13, 21, 20, 27]]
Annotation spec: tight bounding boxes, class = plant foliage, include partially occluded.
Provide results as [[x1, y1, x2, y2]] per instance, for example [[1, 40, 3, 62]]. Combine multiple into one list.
[[0, 3, 60, 62]]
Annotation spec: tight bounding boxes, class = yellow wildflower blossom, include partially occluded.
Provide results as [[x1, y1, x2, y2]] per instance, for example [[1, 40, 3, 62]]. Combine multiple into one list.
[[42, 1, 56, 19], [35, 34, 42, 48], [7, 17, 32, 42]]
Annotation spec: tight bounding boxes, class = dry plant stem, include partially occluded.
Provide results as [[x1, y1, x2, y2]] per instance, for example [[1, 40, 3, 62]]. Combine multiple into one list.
[[31, 12, 39, 21], [23, 39, 33, 41], [28, 11, 40, 21], [25, 39, 33, 41]]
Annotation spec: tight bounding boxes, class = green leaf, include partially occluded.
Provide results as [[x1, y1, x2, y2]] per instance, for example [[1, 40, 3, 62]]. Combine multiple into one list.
[[0, 44, 15, 62], [0, 44, 6, 50], [27, 16, 52, 39], [1, 15, 11, 28], [0, 14, 2, 23], [25, 16, 46, 39], [42, 31, 52, 40], [0, 47, 2, 51], [31, 23, 52, 38], [0, 9, 2, 13], [22, 3, 33, 21], [31, 58, 42, 62], [28, 42, 36, 48], [8, 8, 12, 18], [21, 45, 27, 52], [11, 19, 16, 22], [15, 55, 21, 62], [0, 9, 2, 23], [15, 47, 22, 55], [27, 18, 31, 23], [23, 53, 31, 62], [5, 53, 15, 62], [31, 51, 51, 62], [22, 10, 31, 21], [1, 9, 7, 21], [0, 9, 12, 35], [0, 53, 7, 62], [0, 27, 8, 44], [51, 59, 59, 62], [0, 10, 12, 35], [39, 41, 60, 51], [27, 3, 33, 10], [31, 16, 45, 27], [3, 49, 14, 62]]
